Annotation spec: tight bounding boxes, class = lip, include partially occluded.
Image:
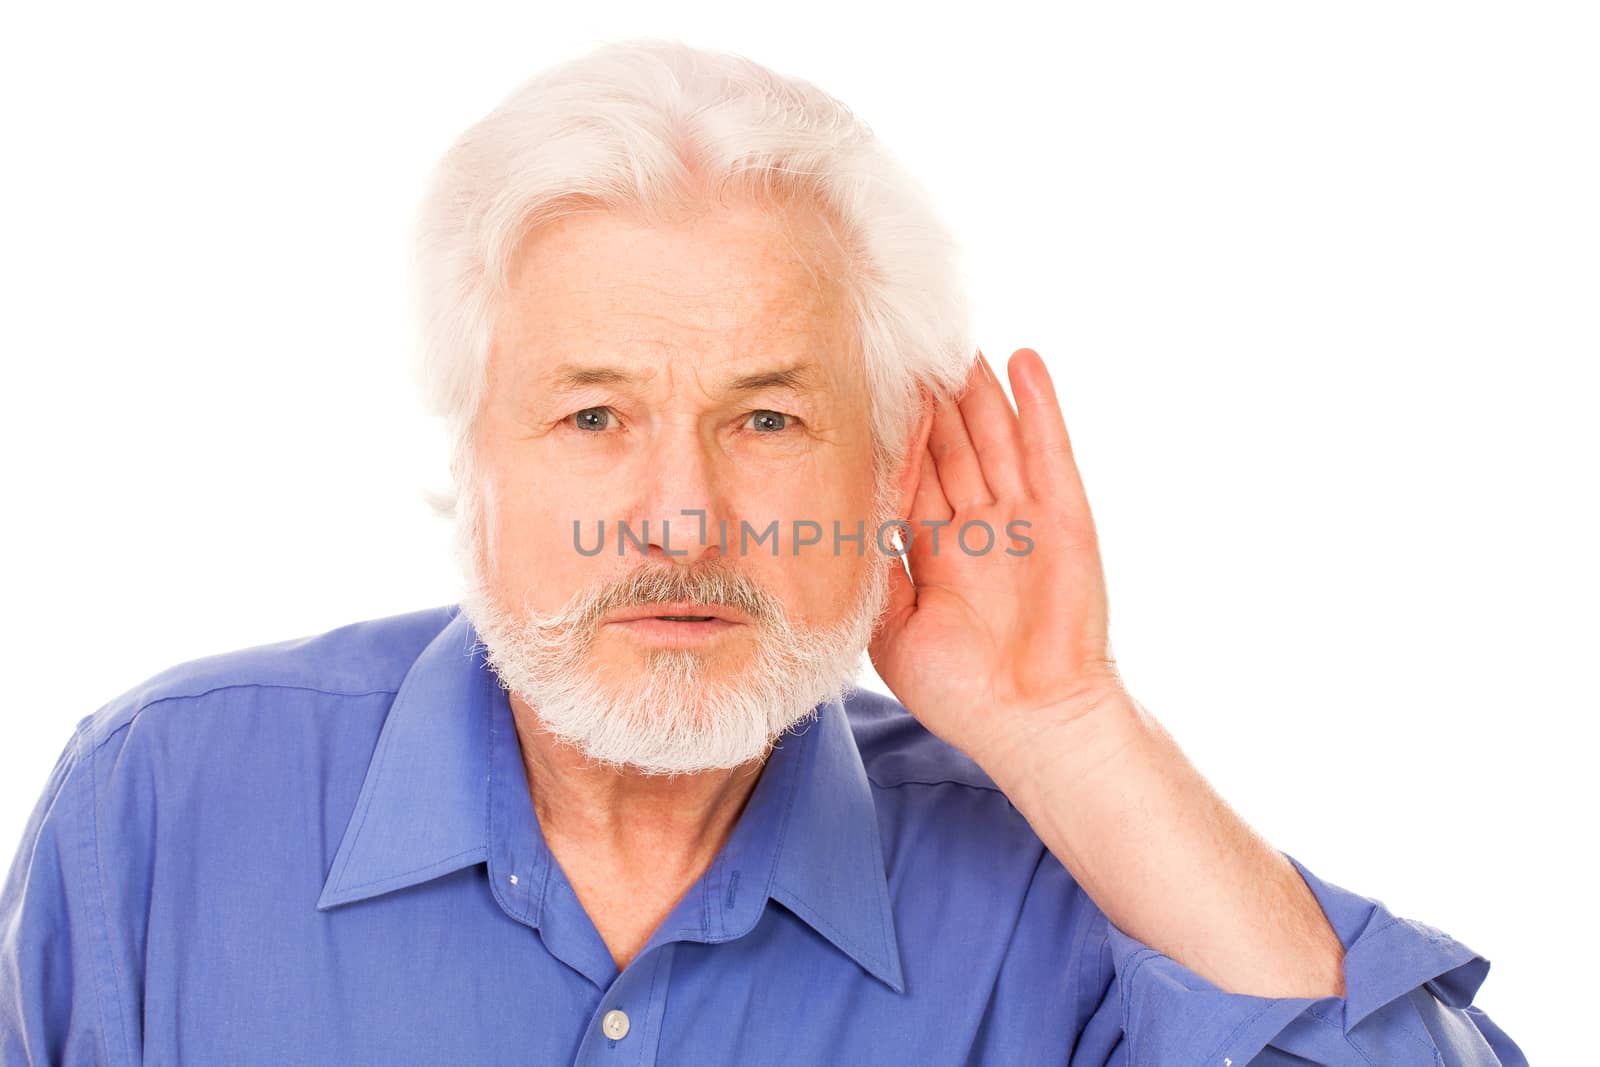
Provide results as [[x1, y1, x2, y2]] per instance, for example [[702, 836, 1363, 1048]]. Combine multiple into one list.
[[605, 602, 748, 624], [606, 616, 742, 646]]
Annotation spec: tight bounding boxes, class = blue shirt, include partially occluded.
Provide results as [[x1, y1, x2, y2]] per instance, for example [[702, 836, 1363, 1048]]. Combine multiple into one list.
[[1, 606, 1527, 1065]]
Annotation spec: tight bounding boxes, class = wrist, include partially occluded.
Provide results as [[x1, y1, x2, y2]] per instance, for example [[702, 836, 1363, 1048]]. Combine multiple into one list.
[[975, 677, 1153, 799]]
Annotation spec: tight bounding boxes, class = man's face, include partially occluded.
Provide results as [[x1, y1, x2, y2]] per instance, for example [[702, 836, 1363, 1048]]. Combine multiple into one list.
[[464, 198, 893, 774]]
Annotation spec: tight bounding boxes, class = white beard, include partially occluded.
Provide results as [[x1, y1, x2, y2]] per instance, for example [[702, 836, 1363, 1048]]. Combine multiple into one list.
[[460, 543, 892, 777]]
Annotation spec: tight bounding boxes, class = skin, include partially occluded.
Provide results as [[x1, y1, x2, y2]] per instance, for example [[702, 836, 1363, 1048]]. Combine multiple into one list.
[[474, 195, 1346, 996]]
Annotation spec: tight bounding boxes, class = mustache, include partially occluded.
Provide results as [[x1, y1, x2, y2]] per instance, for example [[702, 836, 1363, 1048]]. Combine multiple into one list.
[[541, 560, 788, 632]]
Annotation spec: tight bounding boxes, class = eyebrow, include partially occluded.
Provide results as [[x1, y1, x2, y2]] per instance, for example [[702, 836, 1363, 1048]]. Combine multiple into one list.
[[546, 360, 824, 396]]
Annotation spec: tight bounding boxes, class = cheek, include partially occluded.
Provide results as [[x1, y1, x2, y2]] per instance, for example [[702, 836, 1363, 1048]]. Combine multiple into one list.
[[760, 551, 877, 632], [481, 471, 590, 594], [757, 524, 881, 625], [759, 453, 876, 516]]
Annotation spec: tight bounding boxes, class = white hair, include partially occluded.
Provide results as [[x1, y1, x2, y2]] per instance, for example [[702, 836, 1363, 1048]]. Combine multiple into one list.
[[409, 37, 977, 568]]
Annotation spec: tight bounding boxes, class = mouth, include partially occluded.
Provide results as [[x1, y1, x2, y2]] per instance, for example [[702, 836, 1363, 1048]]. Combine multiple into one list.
[[603, 603, 748, 646], [606, 602, 746, 624]]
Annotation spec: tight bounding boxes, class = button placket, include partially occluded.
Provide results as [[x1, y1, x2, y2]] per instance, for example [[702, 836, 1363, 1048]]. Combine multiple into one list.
[[574, 943, 675, 1064]]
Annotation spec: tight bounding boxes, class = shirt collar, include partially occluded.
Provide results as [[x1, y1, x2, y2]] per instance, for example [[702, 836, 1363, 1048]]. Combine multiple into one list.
[[316, 608, 906, 994]]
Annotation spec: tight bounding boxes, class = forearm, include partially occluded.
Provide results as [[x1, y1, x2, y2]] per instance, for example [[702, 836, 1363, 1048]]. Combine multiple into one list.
[[978, 689, 1347, 999]]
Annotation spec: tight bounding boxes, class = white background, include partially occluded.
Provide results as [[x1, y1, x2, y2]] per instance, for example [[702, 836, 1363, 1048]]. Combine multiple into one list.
[[3, 3, 1594, 1060]]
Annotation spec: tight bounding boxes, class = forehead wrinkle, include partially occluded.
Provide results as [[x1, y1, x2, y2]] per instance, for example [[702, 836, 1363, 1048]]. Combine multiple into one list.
[[535, 280, 841, 381], [539, 277, 824, 359], [543, 350, 833, 403], [511, 206, 845, 336]]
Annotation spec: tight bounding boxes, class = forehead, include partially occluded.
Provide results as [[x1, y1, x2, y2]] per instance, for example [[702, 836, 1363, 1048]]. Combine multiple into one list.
[[491, 201, 860, 392]]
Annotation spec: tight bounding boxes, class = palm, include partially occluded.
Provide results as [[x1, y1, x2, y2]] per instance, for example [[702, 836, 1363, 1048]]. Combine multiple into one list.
[[867, 349, 1121, 769]]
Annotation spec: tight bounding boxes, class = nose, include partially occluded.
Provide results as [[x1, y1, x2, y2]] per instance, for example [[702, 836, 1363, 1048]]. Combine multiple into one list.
[[626, 422, 733, 566]]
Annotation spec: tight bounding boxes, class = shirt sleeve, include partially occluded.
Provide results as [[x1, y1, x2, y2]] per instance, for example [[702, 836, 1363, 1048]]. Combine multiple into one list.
[[0, 720, 116, 1066], [1092, 851, 1528, 1066]]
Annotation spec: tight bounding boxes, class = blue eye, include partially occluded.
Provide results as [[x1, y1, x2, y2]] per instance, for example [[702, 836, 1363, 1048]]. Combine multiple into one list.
[[565, 407, 797, 436], [569, 407, 613, 432], [746, 410, 789, 433]]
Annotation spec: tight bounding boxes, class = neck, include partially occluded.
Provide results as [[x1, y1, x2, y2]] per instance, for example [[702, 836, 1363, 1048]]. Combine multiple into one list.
[[508, 691, 768, 880]]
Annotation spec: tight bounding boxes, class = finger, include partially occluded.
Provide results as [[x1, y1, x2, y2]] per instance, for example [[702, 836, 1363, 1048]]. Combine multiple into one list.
[[956, 349, 1028, 499], [1009, 348, 1090, 513], [927, 362, 995, 510]]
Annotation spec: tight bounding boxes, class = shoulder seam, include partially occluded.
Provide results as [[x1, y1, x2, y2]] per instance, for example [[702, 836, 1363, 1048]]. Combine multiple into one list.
[[86, 683, 400, 754], [73, 718, 130, 1065]]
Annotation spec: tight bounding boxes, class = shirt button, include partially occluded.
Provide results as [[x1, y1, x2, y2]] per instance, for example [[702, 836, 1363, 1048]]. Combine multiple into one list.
[[601, 1009, 630, 1040]]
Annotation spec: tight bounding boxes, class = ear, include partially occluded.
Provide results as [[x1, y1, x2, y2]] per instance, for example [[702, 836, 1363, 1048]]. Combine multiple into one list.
[[888, 388, 938, 520]]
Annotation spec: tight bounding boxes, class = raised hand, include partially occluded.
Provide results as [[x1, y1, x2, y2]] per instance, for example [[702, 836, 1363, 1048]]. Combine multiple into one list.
[[868, 347, 1127, 772]]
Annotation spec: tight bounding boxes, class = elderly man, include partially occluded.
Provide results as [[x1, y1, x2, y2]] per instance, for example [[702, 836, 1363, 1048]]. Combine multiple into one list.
[[1, 39, 1524, 1067]]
